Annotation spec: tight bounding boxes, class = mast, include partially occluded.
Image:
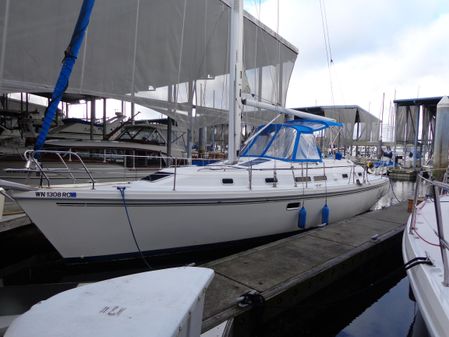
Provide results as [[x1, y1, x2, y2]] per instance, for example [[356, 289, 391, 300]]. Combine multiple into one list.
[[228, 0, 243, 164]]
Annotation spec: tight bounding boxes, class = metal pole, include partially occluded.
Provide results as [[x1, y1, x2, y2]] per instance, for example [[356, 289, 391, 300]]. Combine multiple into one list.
[[90, 98, 95, 140], [433, 97, 449, 181], [355, 116, 360, 158], [173, 158, 177, 191], [167, 117, 172, 158], [248, 162, 252, 190], [409, 175, 420, 234], [187, 82, 193, 163], [227, 0, 243, 164], [167, 85, 173, 158], [433, 184, 449, 286], [102, 98, 107, 139], [413, 105, 420, 169], [131, 102, 135, 125]]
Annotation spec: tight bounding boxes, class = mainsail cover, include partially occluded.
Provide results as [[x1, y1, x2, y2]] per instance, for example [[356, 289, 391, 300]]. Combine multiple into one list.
[[0, 0, 298, 128]]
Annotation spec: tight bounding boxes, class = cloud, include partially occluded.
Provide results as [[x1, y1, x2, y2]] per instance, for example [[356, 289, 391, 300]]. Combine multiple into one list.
[[245, 0, 449, 120]]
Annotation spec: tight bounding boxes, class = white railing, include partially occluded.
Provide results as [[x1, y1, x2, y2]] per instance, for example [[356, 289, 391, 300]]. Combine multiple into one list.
[[184, 160, 370, 191], [23, 150, 96, 188], [19, 150, 190, 189], [410, 172, 449, 287], [18, 150, 375, 193]]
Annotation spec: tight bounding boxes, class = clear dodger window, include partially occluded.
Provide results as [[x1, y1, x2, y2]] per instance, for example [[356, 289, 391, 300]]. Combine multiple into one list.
[[265, 127, 297, 160], [245, 127, 277, 156], [296, 133, 320, 160]]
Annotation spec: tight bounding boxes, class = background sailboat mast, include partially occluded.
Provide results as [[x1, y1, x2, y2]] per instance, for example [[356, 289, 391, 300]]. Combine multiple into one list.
[[228, 0, 243, 164]]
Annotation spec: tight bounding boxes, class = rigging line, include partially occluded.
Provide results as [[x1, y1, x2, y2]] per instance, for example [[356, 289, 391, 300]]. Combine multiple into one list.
[[117, 186, 152, 270], [130, 0, 141, 105], [318, 0, 330, 67], [252, 8, 280, 108], [276, 0, 282, 106], [196, 2, 225, 84], [321, 0, 333, 63], [252, 0, 261, 75], [319, 0, 335, 105], [174, 0, 188, 116], [248, 0, 261, 125]]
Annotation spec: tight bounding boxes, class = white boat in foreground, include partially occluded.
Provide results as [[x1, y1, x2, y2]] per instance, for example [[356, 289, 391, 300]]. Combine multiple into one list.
[[402, 175, 449, 337], [5, 267, 214, 337]]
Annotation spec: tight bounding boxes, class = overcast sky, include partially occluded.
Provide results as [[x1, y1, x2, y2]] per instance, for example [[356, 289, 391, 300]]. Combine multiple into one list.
[[245, 0, 449, 123]]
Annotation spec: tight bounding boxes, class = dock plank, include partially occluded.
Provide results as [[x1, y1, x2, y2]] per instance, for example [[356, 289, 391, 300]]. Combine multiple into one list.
[[0, 213, 31, 233], [209, 234, 351, 292]]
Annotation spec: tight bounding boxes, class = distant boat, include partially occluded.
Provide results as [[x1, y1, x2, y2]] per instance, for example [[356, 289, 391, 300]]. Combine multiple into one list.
[[4, 267, 214, 337], [47, 113, 125, 140], [45, 118, 187, 161], [0, 119, 188, 186], [403, 174, 449, 337]]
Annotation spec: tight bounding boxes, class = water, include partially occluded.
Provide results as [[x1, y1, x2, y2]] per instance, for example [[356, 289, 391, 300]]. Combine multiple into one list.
[[337, 278, 416, 337], [253, 238, 422, 337], [372, 179, 415, 210]]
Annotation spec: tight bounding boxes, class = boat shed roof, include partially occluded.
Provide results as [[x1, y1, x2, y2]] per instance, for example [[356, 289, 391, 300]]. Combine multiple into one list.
[[293, 105, 380, 123], [0, 0, 298, 129], [291, 105, 380, 147], [394, 96, 445, 107]]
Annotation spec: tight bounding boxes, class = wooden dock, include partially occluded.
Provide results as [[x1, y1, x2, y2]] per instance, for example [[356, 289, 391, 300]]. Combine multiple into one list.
[[0, 201, 31, 234], [388, 168, 417, 181], [201, 202, 409, 334], [0, 214, 31, 234]]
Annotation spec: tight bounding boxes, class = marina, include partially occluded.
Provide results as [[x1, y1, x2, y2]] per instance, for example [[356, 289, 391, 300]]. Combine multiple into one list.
[[0, 0, 449, 336]]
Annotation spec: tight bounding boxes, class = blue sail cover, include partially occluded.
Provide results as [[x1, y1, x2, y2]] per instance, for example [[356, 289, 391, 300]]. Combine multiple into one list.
[[34, 0, 95, 153], [241, 119, 342, 163]]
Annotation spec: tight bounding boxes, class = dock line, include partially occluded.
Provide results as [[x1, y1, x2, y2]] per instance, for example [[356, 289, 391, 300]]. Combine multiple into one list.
[[117, 186, 152, 270]]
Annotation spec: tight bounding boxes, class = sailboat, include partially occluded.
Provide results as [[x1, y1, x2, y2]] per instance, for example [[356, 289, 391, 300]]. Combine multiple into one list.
[[403, 174, 449, 337], [1, 0, 388, 262]]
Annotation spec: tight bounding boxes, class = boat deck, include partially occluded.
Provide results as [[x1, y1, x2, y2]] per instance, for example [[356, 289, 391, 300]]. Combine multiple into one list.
[[201, 201, 409, 333]]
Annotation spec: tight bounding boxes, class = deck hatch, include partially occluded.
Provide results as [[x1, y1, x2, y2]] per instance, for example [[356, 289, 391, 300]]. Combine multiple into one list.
[[142, 172, 173, 182]]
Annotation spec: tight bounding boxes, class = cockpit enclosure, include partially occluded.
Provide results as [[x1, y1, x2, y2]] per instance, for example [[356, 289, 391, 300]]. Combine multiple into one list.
[[240, 119, 342, 163]]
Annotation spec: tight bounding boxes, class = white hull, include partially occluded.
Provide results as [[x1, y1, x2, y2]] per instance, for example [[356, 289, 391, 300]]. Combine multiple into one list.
[[12, 158, 388, 260], [403, 196, 449, 337]]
